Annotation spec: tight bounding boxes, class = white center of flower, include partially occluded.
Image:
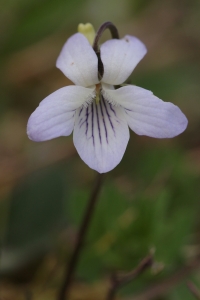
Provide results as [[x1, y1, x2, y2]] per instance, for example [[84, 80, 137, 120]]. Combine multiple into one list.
[[95, 83, 101, 104]]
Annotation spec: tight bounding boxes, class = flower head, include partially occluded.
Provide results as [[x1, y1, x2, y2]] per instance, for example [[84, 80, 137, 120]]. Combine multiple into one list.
[[27, 22, 188, 173]]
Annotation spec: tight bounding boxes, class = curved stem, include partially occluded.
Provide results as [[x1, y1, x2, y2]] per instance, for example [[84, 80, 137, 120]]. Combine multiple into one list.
[[93, 22, 119, 52], [58, 173, 104, 300], [93, 22, 119, 79]]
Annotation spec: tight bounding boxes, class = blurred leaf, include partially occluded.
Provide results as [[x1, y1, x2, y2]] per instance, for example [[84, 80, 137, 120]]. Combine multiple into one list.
[[1, 0, 86, 55], [0, 162, 68, 278], [129, 0, 157, 14], [169, 282, 198, 300], [132, 63, 200, 102]]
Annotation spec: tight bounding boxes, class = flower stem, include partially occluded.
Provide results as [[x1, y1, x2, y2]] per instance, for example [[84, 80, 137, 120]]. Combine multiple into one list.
[[93, 21, 119, 79], [58, 173, 104, 300]]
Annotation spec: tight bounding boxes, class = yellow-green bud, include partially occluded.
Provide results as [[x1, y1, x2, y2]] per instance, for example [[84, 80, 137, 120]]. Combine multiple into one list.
[[78, 23, 96, 45]]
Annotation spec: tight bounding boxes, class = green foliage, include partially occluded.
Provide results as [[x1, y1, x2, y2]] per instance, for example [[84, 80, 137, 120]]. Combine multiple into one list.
[[1, 0, 85, 56], [132, 64, 200, 101], [0, 163, 68, 277], [68, 146, 199, 291]]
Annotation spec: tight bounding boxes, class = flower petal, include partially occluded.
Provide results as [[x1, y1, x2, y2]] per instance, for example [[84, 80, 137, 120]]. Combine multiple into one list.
[[101, 35, 147, 85], [103, 85, 188, 138], [56, 33, 99, 87], [73, 99, 130, 173], [27, 86, 95, 142]]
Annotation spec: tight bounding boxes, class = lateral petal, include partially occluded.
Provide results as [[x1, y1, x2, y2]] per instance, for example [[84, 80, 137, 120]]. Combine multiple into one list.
[[73, 99, 129, 173], [103, 85, 188, 138], [56, 33, 99, 87], [101, 35, 147, 85], [27, 86, 95, 142]]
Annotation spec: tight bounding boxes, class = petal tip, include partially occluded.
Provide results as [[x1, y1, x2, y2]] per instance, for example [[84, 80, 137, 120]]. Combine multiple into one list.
[[27, 119, 42, 142], [124, 34, 147, 56], [176, 113, 188, 136]]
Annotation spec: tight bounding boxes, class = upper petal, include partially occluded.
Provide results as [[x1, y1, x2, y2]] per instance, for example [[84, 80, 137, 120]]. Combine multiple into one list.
[[101, 35, 147, 85], [103, 85, 188, 138], [73, 99, 130, 173], [56, 33, 99, 87], [27, 86, 95, 142]]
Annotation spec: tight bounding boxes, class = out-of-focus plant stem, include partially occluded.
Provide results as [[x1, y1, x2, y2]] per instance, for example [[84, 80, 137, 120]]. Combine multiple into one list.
[[187, 281, 200, 299], [106, 254, 153, 300], [58, 173, 104, 300]]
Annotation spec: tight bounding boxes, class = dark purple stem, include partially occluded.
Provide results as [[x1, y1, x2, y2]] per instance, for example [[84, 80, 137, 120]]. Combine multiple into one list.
[[58, 173, 104, 300], [93, 22, 119, 79]]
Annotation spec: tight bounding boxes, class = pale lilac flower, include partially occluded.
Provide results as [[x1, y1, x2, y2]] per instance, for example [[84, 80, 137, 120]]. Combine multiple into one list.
[[27, 27, 188, 173]]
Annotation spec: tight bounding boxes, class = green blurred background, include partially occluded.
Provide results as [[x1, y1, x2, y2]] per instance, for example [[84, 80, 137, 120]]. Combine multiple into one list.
[[0, 0, 200, 299]]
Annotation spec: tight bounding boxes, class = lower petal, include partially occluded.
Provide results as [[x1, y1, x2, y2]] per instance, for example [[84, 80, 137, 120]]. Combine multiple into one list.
[[27, 86, 95, 142], [73, 99, 129, 173], [103, 85, 188, 138]]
